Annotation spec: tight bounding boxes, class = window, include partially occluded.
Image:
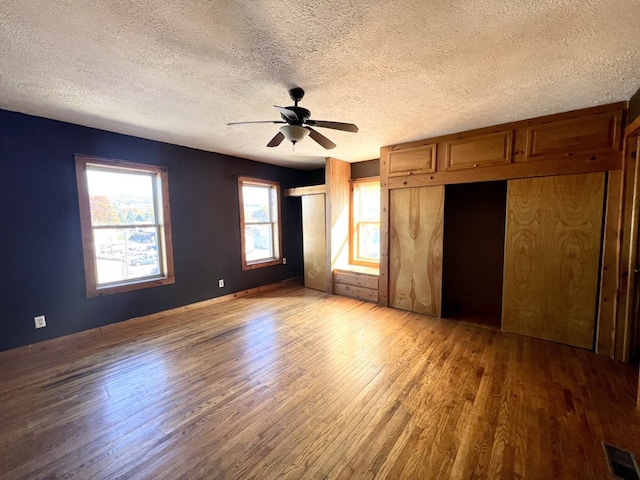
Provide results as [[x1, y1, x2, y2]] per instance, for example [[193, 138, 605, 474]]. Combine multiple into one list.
[[75, 155, 175, 297], [238, 177, 282, 270], [350, 178, 380, 267]]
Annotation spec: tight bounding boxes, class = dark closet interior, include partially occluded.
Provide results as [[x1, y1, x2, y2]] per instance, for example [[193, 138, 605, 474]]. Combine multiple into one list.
[[442, 180, 508, 328]]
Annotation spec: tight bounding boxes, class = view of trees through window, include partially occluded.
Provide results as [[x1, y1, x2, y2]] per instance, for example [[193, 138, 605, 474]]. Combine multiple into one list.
[[87, 168, 163, 285]]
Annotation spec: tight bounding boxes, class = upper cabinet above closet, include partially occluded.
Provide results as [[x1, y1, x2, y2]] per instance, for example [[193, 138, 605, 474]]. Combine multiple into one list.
[[381, 102, 625, 188], [387, 141, 436, 177], [514, 108, 623, 163], [439, 129, 513, 171]]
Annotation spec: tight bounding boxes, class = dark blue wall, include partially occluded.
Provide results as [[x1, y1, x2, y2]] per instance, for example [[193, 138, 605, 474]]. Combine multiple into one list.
[[0, 109, 316, 351]]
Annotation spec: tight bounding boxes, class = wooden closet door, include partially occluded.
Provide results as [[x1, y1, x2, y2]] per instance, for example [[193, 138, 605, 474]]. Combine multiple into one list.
[[389, 186, 444, 316], [302, 194, 326, 292], [502, 172, 605, 348]]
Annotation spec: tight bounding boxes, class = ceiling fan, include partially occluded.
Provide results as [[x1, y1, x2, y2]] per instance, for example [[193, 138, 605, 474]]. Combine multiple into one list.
[[227, 87, 358, 150]]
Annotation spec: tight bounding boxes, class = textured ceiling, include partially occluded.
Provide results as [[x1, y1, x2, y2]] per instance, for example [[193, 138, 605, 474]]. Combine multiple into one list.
[[1, 1, 639, 169]]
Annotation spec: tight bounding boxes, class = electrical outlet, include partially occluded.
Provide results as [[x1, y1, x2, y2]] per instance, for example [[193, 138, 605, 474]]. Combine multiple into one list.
[[283, 257, 287, 264], [218, 279, 224, 288], [34, 315, 46, 329]]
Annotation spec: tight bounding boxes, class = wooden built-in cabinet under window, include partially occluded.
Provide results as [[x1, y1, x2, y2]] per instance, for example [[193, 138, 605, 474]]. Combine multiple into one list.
[[333, 268, 379, 303]]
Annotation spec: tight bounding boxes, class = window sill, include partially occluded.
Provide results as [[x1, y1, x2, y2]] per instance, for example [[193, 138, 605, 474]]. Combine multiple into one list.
[[336, 265, 380, 276], [88, 276, 175, 298], [242, 258, 283, 271]]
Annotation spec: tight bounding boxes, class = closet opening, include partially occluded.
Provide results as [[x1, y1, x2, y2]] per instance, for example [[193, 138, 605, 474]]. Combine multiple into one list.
[[442, 180, 507, 329]]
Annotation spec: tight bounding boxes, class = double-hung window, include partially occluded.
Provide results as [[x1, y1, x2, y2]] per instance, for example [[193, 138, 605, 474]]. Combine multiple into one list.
[[238, 177, 282, 270], [75, 155, 175, 297], [350, 178, 380, 267]]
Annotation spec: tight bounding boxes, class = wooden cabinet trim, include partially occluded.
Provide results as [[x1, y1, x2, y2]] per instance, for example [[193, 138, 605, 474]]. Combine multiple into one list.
[[596, 171, 622, 357], [285, 185, 326, 197], [379, 147, 391, 307], [387, 153, 622, 189]]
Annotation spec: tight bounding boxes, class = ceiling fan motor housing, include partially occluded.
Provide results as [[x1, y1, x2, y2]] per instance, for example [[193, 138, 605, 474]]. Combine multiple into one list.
[[280, 106, 310, 124]]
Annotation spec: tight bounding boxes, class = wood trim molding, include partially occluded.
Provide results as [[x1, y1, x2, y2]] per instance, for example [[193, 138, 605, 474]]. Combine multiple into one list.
[[615, 134, 640, 363], [387, 153, 622, 189], [379, 147, 391, 307], [284, 185, 326, 197], [625, 115, 640, 138], [325, 158, 351, 294], [596, 171, 623, 357]]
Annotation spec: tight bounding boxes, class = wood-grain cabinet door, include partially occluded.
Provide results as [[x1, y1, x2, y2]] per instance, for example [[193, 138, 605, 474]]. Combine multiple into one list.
[[389, 186, 444, 316], [517, 110, 622, 162], [440, 130, 513, 170], [502, 173, 605, 348], [387, 143, 436, 177], [302, 194, 326, 292]]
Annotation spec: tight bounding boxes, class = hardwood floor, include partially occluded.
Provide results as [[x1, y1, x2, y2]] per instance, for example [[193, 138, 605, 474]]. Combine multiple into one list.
[[0, 286, 639, 479]]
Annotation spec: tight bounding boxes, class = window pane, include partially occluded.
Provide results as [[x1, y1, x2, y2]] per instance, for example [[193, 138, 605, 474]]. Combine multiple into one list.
[[94, 227, 160, 284], [358, 223, 380, 260], [76, 155, 175, 297], [238, 177, 281, 270], [358, 184, 380, 222], [244, 224, 274, 262], [351, 179, 380, 266], [243, 185, 271, 224], [87, 169, 156, 226]]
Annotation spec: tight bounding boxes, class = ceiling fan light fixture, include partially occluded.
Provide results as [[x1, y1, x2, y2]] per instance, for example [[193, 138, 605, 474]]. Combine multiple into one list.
[[279, 125, 309, 144]]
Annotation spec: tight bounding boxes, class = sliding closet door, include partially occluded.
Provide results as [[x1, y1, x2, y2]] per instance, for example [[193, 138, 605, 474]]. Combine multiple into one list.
[[302, 194, 327, 292], [502, 172, 605, 348], [389, 186, 444, 316]]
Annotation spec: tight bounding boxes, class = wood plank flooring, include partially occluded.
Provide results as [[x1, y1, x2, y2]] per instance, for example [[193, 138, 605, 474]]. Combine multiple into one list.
[[0, 286, 639, 479]]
